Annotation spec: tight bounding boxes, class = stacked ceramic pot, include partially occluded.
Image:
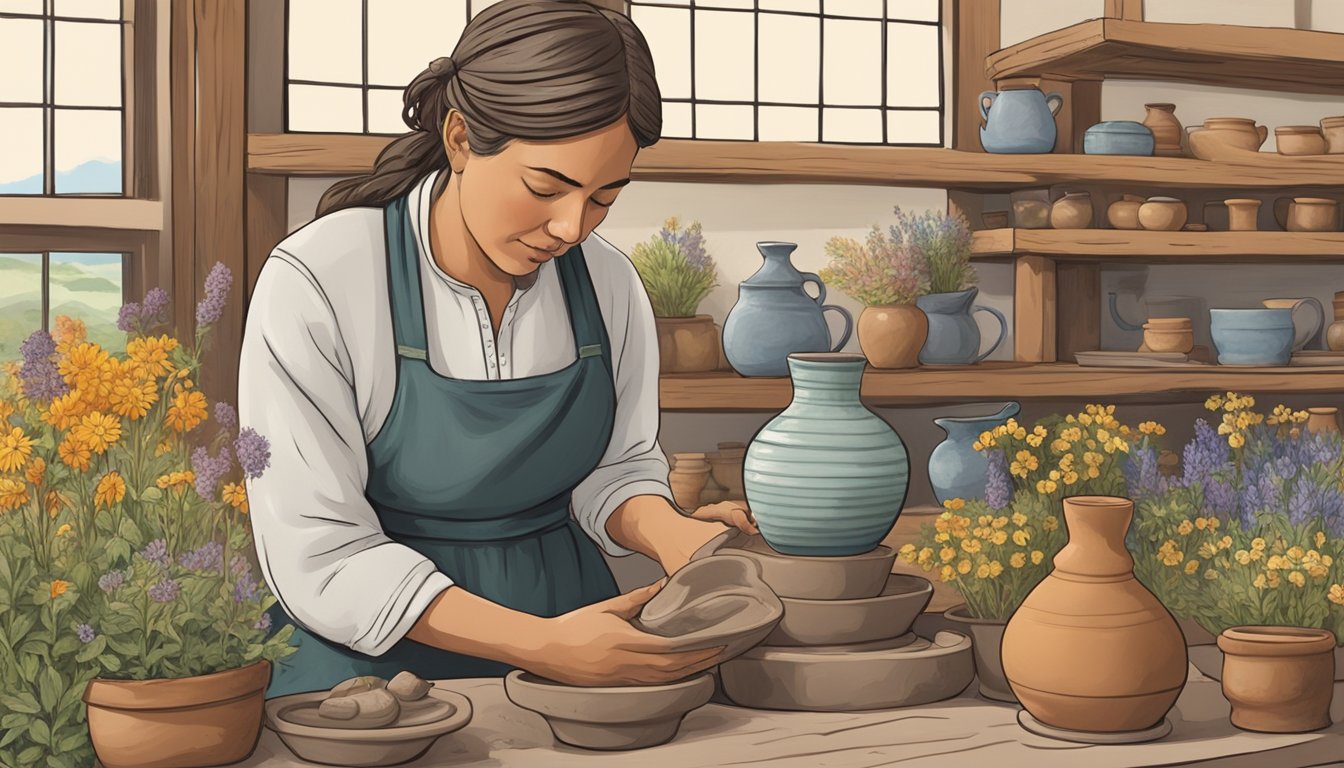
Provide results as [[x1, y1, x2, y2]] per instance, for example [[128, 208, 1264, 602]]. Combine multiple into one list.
[[713, 353, 975, 711]]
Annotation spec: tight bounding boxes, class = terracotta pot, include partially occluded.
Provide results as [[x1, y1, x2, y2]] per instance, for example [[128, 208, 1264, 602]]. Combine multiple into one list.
[[1050, 192, 1093, 229], [1143, 103, 1183, 156], [1330, 321, 1344, 351], [944, 606, 1015, 702], [1001, 496, 1188, 734], [1187, 117, 1268, 160], [655, 315, 722, 373], [1012, 199, 1051, 229], [1106, 195, 1145, 230], [84, 660, 270, 768], [1138, 197, 1188, 231], [1275, 197, 1339, 232], [1224, 198, 1261, 231], [857, 304, 927, 369], [669, 453, 710, 511], [1306, 407, 1341, 435], [1218, 626, 1336, 733], [1276, 126, 1328, 156], [1323, 116, 1344, 154], [1143, 325, 1194, 354], [707, 454, 745, 499]]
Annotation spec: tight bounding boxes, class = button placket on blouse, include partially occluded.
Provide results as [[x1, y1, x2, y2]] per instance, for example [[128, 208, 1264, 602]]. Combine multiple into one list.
[[469, 293, 499, 380]]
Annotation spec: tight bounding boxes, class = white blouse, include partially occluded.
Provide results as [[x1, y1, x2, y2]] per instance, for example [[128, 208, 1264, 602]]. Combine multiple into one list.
[[238, 169, 673, 657]]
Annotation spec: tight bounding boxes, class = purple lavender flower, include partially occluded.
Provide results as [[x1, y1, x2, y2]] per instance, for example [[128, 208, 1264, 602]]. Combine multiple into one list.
[[179, 540, 224, 572], [192, 444, 233, 499], [140, 287, 169, 325], [984, 449, 1012, 511], [230, 554, 251, 576], [98, 569, 127, 593], [1125, 444, 1169, 501], [253, 613, 272, 632], [214, 401, 238, 432], [1288, 474, 1344, 532], [195, 262, 233, 326], [18, 330, 68, 401], [1204, 477, 1240, 522], [233, 568, 260, 603], [116, 302, 142, 333], [234, 428, 271, 480], [149, 579, 181, 603], [1181, 419, 1230, 490], [659, 219, 714, 272], [76, 623, 95, 643], [138, 539, 169, 568]]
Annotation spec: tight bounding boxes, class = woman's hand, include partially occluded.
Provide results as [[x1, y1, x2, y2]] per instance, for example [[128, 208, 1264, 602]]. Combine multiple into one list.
[[690, 500, 758, 536], [522, 580, 726, 686]]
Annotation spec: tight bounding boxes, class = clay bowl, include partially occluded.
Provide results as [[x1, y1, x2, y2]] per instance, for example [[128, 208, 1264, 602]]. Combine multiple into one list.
[[264, 687, 472, 767], [765, 574, 933, 647], [634, 554, 784, 661], [720, 631, 975, 712], [1143, 326, 1194, 354], [721, 533, 895, 600], [1138, 197, 1188, 231], [504, 671, 714, 751], [1276, 126, 1327, 156]]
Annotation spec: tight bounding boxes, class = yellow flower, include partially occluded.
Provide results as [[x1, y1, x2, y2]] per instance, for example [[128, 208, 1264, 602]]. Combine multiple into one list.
[[935, 532, 950, 543], [52, 315, 86, 350], [1097, 428, 1111, 443], [1011, 512, 1027, 527], [1138, 421, 1166, 436], [1157, 540, 1183, 567], [50, 580, 71, 599], [961, 539, 982, 554], [1012, 529, 1030, 546], [957, 559, 972, 575], [990, 530, 1008, 546], [1043, 516, 1058, 532], [1228, 432, 1246, 448], [58, 434, 91, 472], [976, 563, 991, 579], [1026, 434, 1044, 448], [55, 523, 72, 537], [899, 543, 917, 560], [1206, 395, 1225, 411], [1252, 537, 1267, 551], [939, 565, 955, 582], [0, 426, 34, 472], [72, 411, 121, 454], [1010, 450, 1039, 478], [940, 546, 956, 563], [1235, 549, 1252, 565], [1036, 479, 1058, 494], [990, 516, 1007, 529], [1315, 531, 1327, 549], [1266, 571, 1281, 588], [1218, 535, 1233, 550], [58, 343, 115, 410], [1060, 427, 1082, 442], [945, 497, 966, 511], [1050, 438, 1071, 453], [41, 389, 88, 430], [1083, 451, 1103, 467], [1198, 541, 1219, 559], [1177, 519, 1194, 536], [1011, 552, 1027, 568], [1063, 470, 1079, 485], [166, 384, 208, 433], [0, 476, 29, 510], [1031, 550, 1044, 565], [1288, 571, 1306, 588], [1287, 546, 1306, 563], [1194, 517, 1207, 530], [125, 335, 179, 380], [95, 471, 126, 509], [1329, 584, 1344, 605], [156, 470, 196, 492], [110, 376, 158, 421], [0, 400, 13, 421], [25, 456, 45, 487], [988, 560, 1003, 578], [1253, 573, 1266, 589], [1184, 560, 1199, 575], [155, 436, 175, 457]]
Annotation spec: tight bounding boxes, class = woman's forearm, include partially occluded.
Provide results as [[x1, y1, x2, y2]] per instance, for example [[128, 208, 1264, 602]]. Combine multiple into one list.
[[404, 586, 548, 667], [605, 494, 726, 573]]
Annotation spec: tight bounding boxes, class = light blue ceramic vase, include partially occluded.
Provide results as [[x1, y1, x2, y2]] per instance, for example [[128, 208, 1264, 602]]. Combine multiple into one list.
[[928, 402, 1020, 506], [979, 86, 1064, 154], [743, 353, 909, 556], [1210, 309, 1295, 366], [916, 288, 1008, 365]]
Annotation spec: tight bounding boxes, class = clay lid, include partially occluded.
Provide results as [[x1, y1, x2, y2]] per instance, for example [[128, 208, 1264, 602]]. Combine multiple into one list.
[[1145, 317, 1192, 327], [1322, 116, 1344, 126], [1275, 125, 1323, 134], [1223, 198, 1261, 205], [1218, 626, 1336, 657], [1204, 117, 1256, 125], [1308, 407, 1339, 415]]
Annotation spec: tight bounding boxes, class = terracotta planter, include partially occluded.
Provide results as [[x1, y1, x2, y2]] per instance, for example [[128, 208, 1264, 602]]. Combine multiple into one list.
[[655, 315, 721, 373], [1218, 626, 1336, 733], [1306, 407, 1341, 435], [944, 606, 1014, 702], [857, 304, 927, 369], [84, 660, 271, 768], [1001, 496, 1188, 734], [1142, 103, 1183, 156]]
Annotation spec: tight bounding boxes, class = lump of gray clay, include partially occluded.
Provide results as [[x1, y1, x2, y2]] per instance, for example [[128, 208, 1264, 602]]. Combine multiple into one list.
[[387, 671, 433, 701], [317, 688, 400, 729], [327, 675, 387, 698], [634, 554, 783, 662]]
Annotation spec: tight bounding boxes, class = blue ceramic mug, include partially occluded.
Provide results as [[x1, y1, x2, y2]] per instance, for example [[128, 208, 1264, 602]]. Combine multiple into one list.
[[1210, 309, 1295, 366]]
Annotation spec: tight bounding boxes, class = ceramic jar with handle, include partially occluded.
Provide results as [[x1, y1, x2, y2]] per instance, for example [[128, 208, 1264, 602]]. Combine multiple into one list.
[[722, 242, 854, 377], [927, 402, 1020, 505], [1261, 297, 1325, 351], [1187, 117, 1268, 160], [916, 288, 1008, 366], [978, 85, 1064, 153]]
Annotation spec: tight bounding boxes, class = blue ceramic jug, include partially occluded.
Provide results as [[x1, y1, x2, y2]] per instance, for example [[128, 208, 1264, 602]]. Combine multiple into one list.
[[929, 402, 1020, 505], [979, 85, 1064, 153], [723, 242, 853, 377], [916, 288, 1008, 365], [744, 353, 909, 556]]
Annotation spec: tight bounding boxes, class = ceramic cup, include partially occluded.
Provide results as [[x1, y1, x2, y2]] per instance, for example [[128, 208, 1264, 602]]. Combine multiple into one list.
[[1210, 308, 1295, 366], [1275, 126, 1328, 156], [1224, 198, 1262, 231], [1261, 297, 1325, 351], [1274, 197, 1339, 232]]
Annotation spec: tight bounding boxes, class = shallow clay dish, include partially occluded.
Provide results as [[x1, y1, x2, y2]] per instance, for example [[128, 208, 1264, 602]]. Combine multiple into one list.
[[634, 554, 783, 661], [721, 534, 895, 600], [265, 687, 472, 767], [505, 671, 713, 751], [766, 574, 933, 647], [720, 631, 974, 712]]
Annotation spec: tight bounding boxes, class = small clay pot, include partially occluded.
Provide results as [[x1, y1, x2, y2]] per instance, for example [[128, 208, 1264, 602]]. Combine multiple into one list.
[[944, 606, 1014, 702], [1275, 197, 1339, 232], [1143, 325, 1194, 354], [1186, 117, 1268, 161], [1012, 199, 1051, 229], [668, 453, 711, 511], [858, 304, 927, 369], [1143, 103, 1183, 156], [1323, 116, 1344, 154], [707, 454, 744, 498], [1306, 407, 1341, 435], [1138, 197, 1188, 231], [1107, 195, 1145, 230], [981, 210, 1010, 229], [1276, 126, 1328, 156], [1050, 192, 1093, 229], [1330, 321, 1344, 351], [1224, 198, 1262, 231], [1218, 626, 1336, 734], [655, 315, 721, 373]]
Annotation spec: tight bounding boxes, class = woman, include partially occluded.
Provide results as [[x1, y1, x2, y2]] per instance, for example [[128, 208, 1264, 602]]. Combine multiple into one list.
[[239, 0, 756, 698]]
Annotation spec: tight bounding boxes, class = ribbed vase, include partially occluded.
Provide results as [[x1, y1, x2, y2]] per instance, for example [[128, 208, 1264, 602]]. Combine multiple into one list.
[[743, 353, 910, 556]]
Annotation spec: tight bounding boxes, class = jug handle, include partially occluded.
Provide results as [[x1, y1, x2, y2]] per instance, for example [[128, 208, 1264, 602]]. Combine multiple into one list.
[[1108, 292, 1144, 332], [823, 305, 854, 352], [800, 271, 827, 305], [1296, 297, 1326, 350], [1045, 92, 1064, 117], [972, 304, 1008, 363], [1256, 124, 1268, 144], [978, 91, 997, 124]]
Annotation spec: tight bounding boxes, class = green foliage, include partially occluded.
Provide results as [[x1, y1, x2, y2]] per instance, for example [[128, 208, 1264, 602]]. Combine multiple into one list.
[[630, 218, 717, 317]]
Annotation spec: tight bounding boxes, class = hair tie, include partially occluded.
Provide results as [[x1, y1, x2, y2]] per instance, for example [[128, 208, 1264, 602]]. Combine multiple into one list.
[[429, 56, 458, 80]]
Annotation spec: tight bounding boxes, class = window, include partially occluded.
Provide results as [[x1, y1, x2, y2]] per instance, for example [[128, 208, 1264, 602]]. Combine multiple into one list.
[[0, 0, 126, 195], [0, 251, 127, 357], [628, 0, 943, 144]]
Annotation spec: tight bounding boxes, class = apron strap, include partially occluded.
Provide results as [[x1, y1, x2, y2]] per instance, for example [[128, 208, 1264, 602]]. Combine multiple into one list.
[[555, 245, 615, 382], [383, 196, 429, 356]]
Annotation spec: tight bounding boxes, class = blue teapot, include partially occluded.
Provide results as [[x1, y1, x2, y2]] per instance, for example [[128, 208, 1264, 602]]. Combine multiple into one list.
[[979, 85, 1064, 153]]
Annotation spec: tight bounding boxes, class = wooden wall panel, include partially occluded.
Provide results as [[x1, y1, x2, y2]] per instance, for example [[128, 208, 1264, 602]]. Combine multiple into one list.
[[953, 0, 1001, 151], [1014, 255, 1057, 363]]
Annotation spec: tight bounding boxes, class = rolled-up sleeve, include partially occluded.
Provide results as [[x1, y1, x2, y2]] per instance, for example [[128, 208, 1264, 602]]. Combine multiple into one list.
[[239, 251, 453, 657], [569, 242, 676, 557]]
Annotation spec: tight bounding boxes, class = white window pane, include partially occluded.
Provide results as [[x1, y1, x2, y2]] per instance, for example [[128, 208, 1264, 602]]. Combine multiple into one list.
[[53, 0, 120, 19], [694, 10, 754, 101], [288, 0, 362, 83], [0, 254, 42, 360], [55, 21, 122, 107], [886, 109, 939, 144], [759, 106, 818, 142], [369, 0, 465, 87], [0, 0, 42, 13], [823, 107, 881, 142], [887, 0, 939, 22], [367, 88, 407, 135], [695, 103, 754, 140], [0, 19, 43, 103], [823, 19, 880, 106], [288, 84, 363, 133], [633, 6, 690, 100], [697, 0, 754, 8], [50, 252, 124, 350], [886, 22, 939, 107], [0, 108, 43, 193], [471, 0, 510, 16], [825, 0, 884, 18], [634, 0, 688, 5], [760, 0, 818, 10], [55, 108, 122, 194], [759, 13, 818, 105], [662, 101, 692, 138]]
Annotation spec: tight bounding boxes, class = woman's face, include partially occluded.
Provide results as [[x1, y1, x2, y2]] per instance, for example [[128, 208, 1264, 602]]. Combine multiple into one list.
[[447, 113, 639, 277]]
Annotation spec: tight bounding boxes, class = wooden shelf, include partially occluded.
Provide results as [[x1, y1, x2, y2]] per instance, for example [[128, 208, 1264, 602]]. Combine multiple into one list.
[[987, 19, 1344, 95], [971, 229, 1344, 262], [658, 364, 1344, 411], [247, 133, 1344, 190]]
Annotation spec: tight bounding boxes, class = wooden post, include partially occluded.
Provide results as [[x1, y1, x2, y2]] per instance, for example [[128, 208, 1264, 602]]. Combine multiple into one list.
[[1056, 263, 1101, 363], [1014, 255, 1057, 363], [953, 0, 1001, 151], [246, 0, 288, 303], [1104, 0, 1144, 19]]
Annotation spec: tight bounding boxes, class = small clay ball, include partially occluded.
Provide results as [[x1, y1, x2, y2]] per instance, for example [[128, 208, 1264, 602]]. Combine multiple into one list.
[[320, 688, 400, 729], [387, 671, 432, 701], [318, 697, 359, 720], [328, 675, 387, 699]]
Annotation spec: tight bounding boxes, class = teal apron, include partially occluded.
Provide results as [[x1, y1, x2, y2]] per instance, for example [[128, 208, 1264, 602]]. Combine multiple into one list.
[[263, 193, 621, 698]]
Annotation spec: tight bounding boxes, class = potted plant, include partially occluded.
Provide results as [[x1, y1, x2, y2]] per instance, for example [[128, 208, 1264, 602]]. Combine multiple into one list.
[[0, 265, 296, 768], [631, 217, 722, 373], [818, 219, 930, 369], [907, 208, 1006, 366], [900, 404, 1154, 700]]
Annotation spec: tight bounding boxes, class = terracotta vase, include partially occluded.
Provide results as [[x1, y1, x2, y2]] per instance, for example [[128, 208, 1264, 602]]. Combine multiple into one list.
[[1218, 626, 1336, 733], [1001, 496, 1188, 734], [1050, 192, 1093, 229], [669, 453, 711, 511], [1142, 103, 1183, 156], [655, 315, 722, 373], [84, 660, 271, 768], [857, 304, 927, 369], [1306, 407, 1341, 435]]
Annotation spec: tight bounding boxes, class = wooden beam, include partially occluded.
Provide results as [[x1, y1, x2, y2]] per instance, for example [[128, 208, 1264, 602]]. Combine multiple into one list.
[[245, 0, 288, 304], [1056, 263, 1101, 363], [0, 198, 163, 230], [953, 0, 1000, 151], [972, 229, 1344, 261], [1104, 0, 1143, 19], [170, 0, 196, 349], [245, 175, 287, 302], [1014, 255, 1057, 363]]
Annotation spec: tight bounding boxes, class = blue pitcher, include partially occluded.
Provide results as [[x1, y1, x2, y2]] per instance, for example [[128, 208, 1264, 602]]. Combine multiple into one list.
[[916, 288, 1008, 365], [723, 242, 853, 377], [928, 402, 1020, 505], [979, 85, 1064, 153]]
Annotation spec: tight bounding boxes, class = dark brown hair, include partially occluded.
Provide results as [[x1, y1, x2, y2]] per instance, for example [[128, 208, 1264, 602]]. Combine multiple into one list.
[[316, 0, 662, 217]]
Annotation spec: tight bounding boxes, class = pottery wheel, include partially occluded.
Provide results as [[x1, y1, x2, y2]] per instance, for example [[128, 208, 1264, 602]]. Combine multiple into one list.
[[1016, 710, 1173, 744]]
